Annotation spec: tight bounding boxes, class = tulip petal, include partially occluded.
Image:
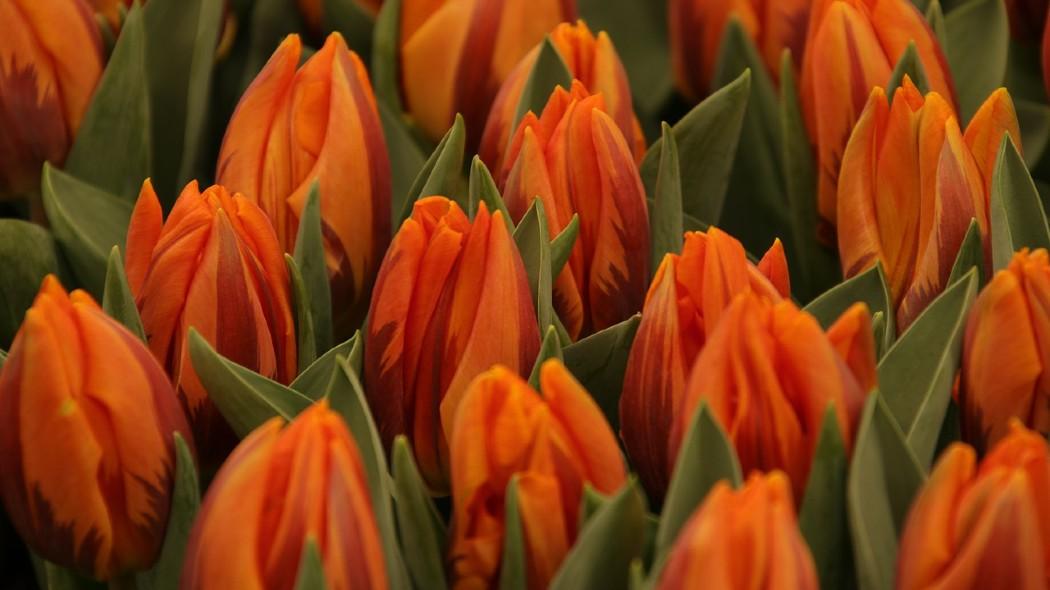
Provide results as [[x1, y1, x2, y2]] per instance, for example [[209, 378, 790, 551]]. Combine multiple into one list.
[[125, 179, 165, 296]]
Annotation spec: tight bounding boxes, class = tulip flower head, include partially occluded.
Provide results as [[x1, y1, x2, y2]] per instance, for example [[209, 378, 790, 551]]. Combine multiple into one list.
[[181, 402, 388, 590], [448, 361, 627, 590], [0, 277, 193, 580]]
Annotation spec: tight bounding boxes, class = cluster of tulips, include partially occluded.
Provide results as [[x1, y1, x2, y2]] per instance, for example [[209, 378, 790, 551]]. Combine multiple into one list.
[[2, 0, 1050, 588]]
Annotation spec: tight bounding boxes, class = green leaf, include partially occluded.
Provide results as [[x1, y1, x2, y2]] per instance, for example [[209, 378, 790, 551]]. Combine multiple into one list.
[[804, 263, 895, 353], [549, 481, 647, 590], [0, 220, 58, 347], [187, 329, 315, 438], [878, 271, 978, 468], [467, 156, 514, 230], [291, 336, 358, 399], [294, 182, 334, 354], [323, 0, 375, 59], [371, 0, 402, 110], [381, 101, 428, 225], [287, 255, 318, 373], [562, 315, 640, 432], [514, 199, 555, 334], [640, 70, 751, 225], [30, 555, 103, 590], [392, 437, 448, 590], [528, 325, 564, 390], [649, 122, 683, 273], [41, 164, 133, 296], [140, 433, 199, 590], [989, 135, 1050, 270], [848, 393, 926, 590], [240, 0, 305, 92], [550, 215, 579, 279], [398, 114, 466, 223], [887, 42, 930, 99], [512, 37, 572, 132], [499, 477, 528, 590], [294, 539, 327, 590], [66, 4, 151, 201], [799, 406, 852, 590], [102, 247, 145, 342], [926, 0, 948, 49], [1016, 98, 1050, 167], [944, 0, 1009, 122], [947, 219, 984, 286]]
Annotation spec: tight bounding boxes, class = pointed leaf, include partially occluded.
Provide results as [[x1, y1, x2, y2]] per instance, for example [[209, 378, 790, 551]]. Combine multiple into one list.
[[140, 433, 199, 590], [804, 263, 895, 353], [398, 115, 466, 222], [799, 406, 852, 590], [562, 315, 640, 432], [0, 220, 59, 347], [467, 156, 513, 230], [290, 336, 358, 399], [371, 0, 402, 110], [989, 135, 1050, 270], [926, 0, 948, 49], [286, 255, 318, 373], [887, 42, 930, 99], [550, 214, 579, 279], [945, 0, 1009, 122], [294, 539, 327, 590], [528, 325, 564, 389], [499, 477, 527, 590], [102, 247, 145, 342], [392, 437, 448, 590], [512, 37, 572, 132], [947, 218, 983, 286], [294, 182, 334, 354], [514, 199, 554, 333], [649, 122, 683, 273]]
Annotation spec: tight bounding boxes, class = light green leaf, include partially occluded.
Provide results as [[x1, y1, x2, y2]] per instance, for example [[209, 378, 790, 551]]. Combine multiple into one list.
[[392, 437, 448, 590], [294, 539, 327, 590], [512, 38, 572, 132], [140, 433, 199, 590], [550, 215, 579, 279], [291, 336, 359, 399], [804, 263, 895, 353], [887, 42, 930, 100], [467, 156, 513, 230], [514, 199, 555, 334], [0, 220, 58, 347], [945, 0, 1009, 122], [398, 115, 466, 223], [294, 182, 334, 354], [799, 406, 852, 590], [947, 219, 984, 286], [926, 0, 948, 49], [562, 315, 640, 432], [989, 135, 1050, 270], [499, 477, 527, 590], [528, 325, 564, 390], [649, 122, 683, 273], [102, 247, 146, 342], [287, 255, 318, 373]]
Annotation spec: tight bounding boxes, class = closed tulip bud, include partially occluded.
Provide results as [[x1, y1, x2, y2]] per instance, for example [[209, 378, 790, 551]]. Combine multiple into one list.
[[0, 0, 103, 199], [669, 0, 810, 100], [365, 197, 539, 492], [673, 293, 873, 499], [218, 33, 390, 335], [125, 180, 297, 466], [620, 228, 788, 499], [801, 0, 955, 238], [399, 0, 576, 144], [0, 277, 193, 580], [479, 20, 644, 174], [181, 402, 388, 589], [897, 423, 1050, 589], [961, 249, 1050, 452], [838, 79, 1021, 332], [656, 472, 818, 590], [500, 81, 650, 340], [449, 361, 627, 589]]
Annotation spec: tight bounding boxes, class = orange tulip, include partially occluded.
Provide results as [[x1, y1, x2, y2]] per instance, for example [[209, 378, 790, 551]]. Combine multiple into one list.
[[961, 249, 1050, 453], [0, 0, 103, 199], [620, 228, 789, 499], [838, 79, 1021, 332], [181, 402, 388, 590], [656, 472, 818, 590], [801, 0, 955, 239], [399, 0, 576, 144], [217, 33, 390, 335], [673, 293, 874, 500], [500, 81, 650, 340], [0, 276, 193, 580], [125, 180, 297, 466], [479, 20, 644, 175], [364, 196, 539, 492], [448, 361, 627, 590], [669, 0, 811, 100], [897, 422, 1050, 589]]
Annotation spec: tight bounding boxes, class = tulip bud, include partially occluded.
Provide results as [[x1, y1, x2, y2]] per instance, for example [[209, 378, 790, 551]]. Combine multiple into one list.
[[0, 276, 193, 580], [801, 0, 955, 239], [500, 81, 650, 340], [479, 20, 645, 174], [181, 402, 388, 589], [620, 228, 788, 499], [218, 33, 390, 335], [364, 196, 540, 492], [656, 472, 819, 590], [673, 293, 873, 499], [399, 0, 576, 144], [961, 249, 1050, 452], [897, 422, 1050, 589], [669, 0, 810, 100], [0, 0, 104, 199], [448, 361, 627, 589], [125, 180, 297, 466]]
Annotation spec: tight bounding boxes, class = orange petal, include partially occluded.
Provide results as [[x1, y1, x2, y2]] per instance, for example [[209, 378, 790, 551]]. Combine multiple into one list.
[[757, 238, 791, 298], [125, 179, 164, 296]]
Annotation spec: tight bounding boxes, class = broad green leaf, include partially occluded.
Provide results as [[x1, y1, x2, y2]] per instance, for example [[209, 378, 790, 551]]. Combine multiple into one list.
[[649, 122, 684, 273], [287, 255, 318, 373], [392, 437, 448, 590], [799, 407, 852, 590], [398, 115, 466, 223], [528, 325, 564, 390], [989, 135, 1050, 270], [945, 0, 1009, 122], [0, 220, 58, 347], [514, 200, 555, 334], [467, 156, 514, 230], [804, 263, 895, 353], [291, 336, 359, 399], [294, 540, 327, 590], [499, 477, 527, 590], [381, 101, 428, 224], [562, 315, 641, 432], [947, 219, 984, 286], [294, 183, 334, 354], [887, 42, 930, 99], [323, 0, 375, 59], [140, 434, 199, 590], [512, 38, 572, 132], [371, 0, 402, 110], [102, 247, 145, 342]]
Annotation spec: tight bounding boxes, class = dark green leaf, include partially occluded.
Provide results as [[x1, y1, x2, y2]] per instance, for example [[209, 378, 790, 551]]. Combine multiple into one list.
[[102, 247, 146, 342], [392, 437, 448, 590], [528, 325, 564, 390], [499, 477, 527, 590], [287, 255, 318, 373], [514, 199, 554, 333], [371, 0, 401, 110], [649, 122, 683, 273], [381, 101, 428, 224], [0, 220, 58, 347], [294, 182, 334, 354], [562, 315, 640, 432], [799, 406, 853, 590], [1016, 98, 1050, 167], [804, 263, 895, 353], [947, 219, 984, 286], [140, 433, 199, 590], [887, 42, 930, 100], [467, 156, 513, 230], [398, 115, 466, 223], [512, 38, 572, 132], [549, 215, 579, 280], [945, 0, 1009, 122], [323, 0, 375, 59], [294, 539, 327, 590], [926, 0, 948, 49], [30, 555, 103, 590], [240, 0, 305, 91], [989, 135, 1050, 270], [291, 336, 358, 399]]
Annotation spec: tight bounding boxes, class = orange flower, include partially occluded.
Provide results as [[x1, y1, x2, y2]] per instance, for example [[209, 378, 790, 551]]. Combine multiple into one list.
[[181, 402, 388, 589], [620, 228, 789, 499], [448, 361, 627, 590], [364, 197, 539, 492], [398, 0, 576, 144], [479, 20, 644, 174], [217, 33, 390, 334], [673, 293, 874, 500], [0, 0, 103, 198], [669, 0, 811, 100], [961, 249, 1050, 453], [801, 0, 955, 239], [0, 277, 193, 580], [125, 180, 297, 466], [500, 81, 650, 340], [656, 472, 818, 590], [897, 423, 1050, 589]]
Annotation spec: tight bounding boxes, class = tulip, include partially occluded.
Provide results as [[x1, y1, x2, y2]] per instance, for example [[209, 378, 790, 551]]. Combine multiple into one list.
[[897, 422, 1050, 589], [479, 20, 645, 174], [801, 0, 955, 239], [125, 180, 297, 467], [181, 402, 387, 589], [217, 33, 390, 335], [399, 0, 576, 144], [297, 0, 384, 36], [364, 196, 540, 492], [620, 228, 788, 499], [656, 472, 818, 590], [669, 0, 811, 101], [448, 361, 627, 590], [0, 0, 103, 199], [961, 249, 1050, 453], [500, 81, 650, 340], [673, 293, 873, 500], [0, 276, 193, 580]]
